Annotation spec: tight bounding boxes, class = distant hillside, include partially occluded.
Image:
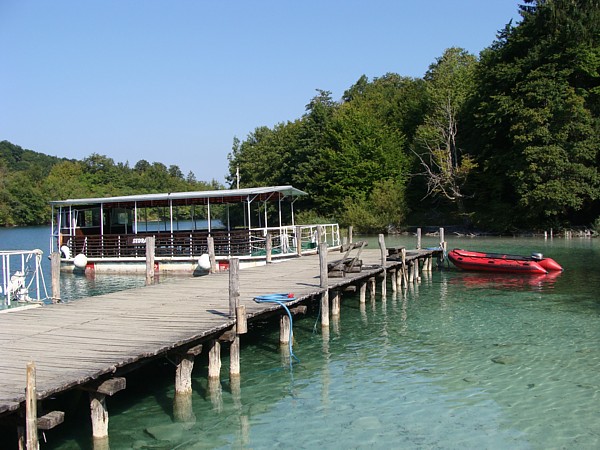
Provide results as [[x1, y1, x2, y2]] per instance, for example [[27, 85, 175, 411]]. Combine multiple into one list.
[[0, 140, 72, 175]]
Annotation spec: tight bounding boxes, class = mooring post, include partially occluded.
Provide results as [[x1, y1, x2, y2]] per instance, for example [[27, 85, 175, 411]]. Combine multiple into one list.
[[51, 252, 61, 303], [348, 225, 353, 244], [319, 242, 329, 328], [416, 228, 422, 250], [296, 225, 303, 256], [266, 232, 272, 264], [207, 236, 217, 273], [145, 236, 155, 285], [208, 340, 221, 380], [378, 234, 387, 297], [229, 258, 240, 318]]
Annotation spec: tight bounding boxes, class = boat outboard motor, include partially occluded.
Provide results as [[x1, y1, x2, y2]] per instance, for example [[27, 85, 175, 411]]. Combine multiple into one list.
[[531, 252, 543, 261]]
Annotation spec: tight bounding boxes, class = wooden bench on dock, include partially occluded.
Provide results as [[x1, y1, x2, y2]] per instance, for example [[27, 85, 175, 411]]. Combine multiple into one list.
[[328, 241, 367, 277], [386, 246, 406, 261]]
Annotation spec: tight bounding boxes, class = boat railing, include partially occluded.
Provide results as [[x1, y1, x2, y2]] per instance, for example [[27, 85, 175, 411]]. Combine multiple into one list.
[[60, 224, 340, 261], [0, 250, 48, 307]]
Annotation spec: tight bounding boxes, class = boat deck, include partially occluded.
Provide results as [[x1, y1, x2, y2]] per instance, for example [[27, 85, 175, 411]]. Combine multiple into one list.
[[0, 248, 440, 417]]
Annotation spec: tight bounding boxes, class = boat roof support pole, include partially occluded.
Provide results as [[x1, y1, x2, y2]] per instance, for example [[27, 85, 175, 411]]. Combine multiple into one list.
[[226, 204, 231, 231], [134, 202, 138, 234], [264, 200, 268, 231], [207, 199, 212, 234], [100, 204, 104, 236], [291, 198, 298, 227], [169, 199, 173, 234], [246, 195, 252, 230], [278, 197, 282, 229]]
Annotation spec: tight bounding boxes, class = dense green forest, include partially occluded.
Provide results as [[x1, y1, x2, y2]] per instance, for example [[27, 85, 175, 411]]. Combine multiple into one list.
[[2, 0, 599, 232], [0, 140, 221, 226], [228, 0, 600, 233]]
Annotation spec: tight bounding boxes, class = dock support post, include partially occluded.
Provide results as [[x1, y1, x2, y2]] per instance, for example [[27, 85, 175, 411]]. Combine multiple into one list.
[[86, 377, 126, 445], [348, 225, 353, 244], [416, 228, 422, 249], [390, 269, 397, 292], [266, 232, 272, 264], [208, 340, 221, 380], [230, 335, 241, 377], [368, 277, 376, 299], [319, 242, 329, 328], [174, 345, 202, 422], [359, 280, 367, 303], [401, 248, 408, 288], [378, 234, 387, 297], [145, 236, 155, 285], [331, 290, 341, 316], [25, 362, 38, 450], [51, 252, 61, 302], [280, 315, 291, 344]]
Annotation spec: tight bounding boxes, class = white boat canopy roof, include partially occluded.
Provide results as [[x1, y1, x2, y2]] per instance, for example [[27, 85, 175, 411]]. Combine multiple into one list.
[[49, 185, 307, 208]]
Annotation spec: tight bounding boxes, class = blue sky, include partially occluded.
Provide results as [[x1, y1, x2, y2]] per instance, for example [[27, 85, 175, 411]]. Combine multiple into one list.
[[1, 1, 523, 184]]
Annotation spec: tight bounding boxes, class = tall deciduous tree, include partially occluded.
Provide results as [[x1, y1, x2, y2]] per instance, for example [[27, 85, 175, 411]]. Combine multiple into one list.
[[470, 0, 600, 229], [412, 47, 478, 215]]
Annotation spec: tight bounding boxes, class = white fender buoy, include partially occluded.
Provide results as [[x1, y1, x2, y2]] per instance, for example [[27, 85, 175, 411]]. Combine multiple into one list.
[[198, 253, 211, 270], [60, 245, 71, 259], [73, 253, 88, 269]]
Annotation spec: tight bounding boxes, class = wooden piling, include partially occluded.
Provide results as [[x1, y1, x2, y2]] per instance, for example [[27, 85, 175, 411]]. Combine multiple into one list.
[[265, 232, 272, 264], [296, 225, 303, 256], [319, 242, 329, 327], [236, 305, 247, 334], [348, 225, 353, 244], [25, 362, 38, 450], [280, 315, 291, 344], [208, 340, 221, 380], [368, 277, 376, 299], [378, 234, 387, 297], [229, 258, 240, 318], [87, 378, 125, 441], [359, 280, 367, 303], [51, 252, 61, 303], [175, 355, 194, 395], [145, 236, 155, 285], [230, 335, 241, 377], [207, 236, 217, 273], [331, 290, 341, 316], [416, 228, 422, 250]]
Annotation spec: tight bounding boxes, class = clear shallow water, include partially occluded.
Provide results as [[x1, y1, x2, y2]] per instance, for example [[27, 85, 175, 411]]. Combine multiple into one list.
[[2, 228, 599, 448]]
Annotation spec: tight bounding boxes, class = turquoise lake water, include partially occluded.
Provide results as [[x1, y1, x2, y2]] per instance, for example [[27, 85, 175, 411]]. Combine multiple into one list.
[[1, 228, 599, 449]]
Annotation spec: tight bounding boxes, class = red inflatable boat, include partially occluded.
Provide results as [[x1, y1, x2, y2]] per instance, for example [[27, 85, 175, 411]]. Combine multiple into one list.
[[448, 249, 563, 274]]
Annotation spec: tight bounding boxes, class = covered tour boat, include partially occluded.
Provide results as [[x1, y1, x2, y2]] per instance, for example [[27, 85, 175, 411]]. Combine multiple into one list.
[[447, 248, 563, 274], [50, 186, 340, 273]]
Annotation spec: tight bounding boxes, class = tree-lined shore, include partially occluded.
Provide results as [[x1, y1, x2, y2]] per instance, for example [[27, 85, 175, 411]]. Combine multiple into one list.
[[2, 1, 599, 233]]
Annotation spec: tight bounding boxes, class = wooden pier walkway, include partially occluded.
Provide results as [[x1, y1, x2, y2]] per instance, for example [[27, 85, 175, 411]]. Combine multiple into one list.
[[0, 246, 442, 442]]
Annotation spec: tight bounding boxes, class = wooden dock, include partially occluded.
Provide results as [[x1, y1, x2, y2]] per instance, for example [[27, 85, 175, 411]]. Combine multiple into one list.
[[0, 244, 442, 444]]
